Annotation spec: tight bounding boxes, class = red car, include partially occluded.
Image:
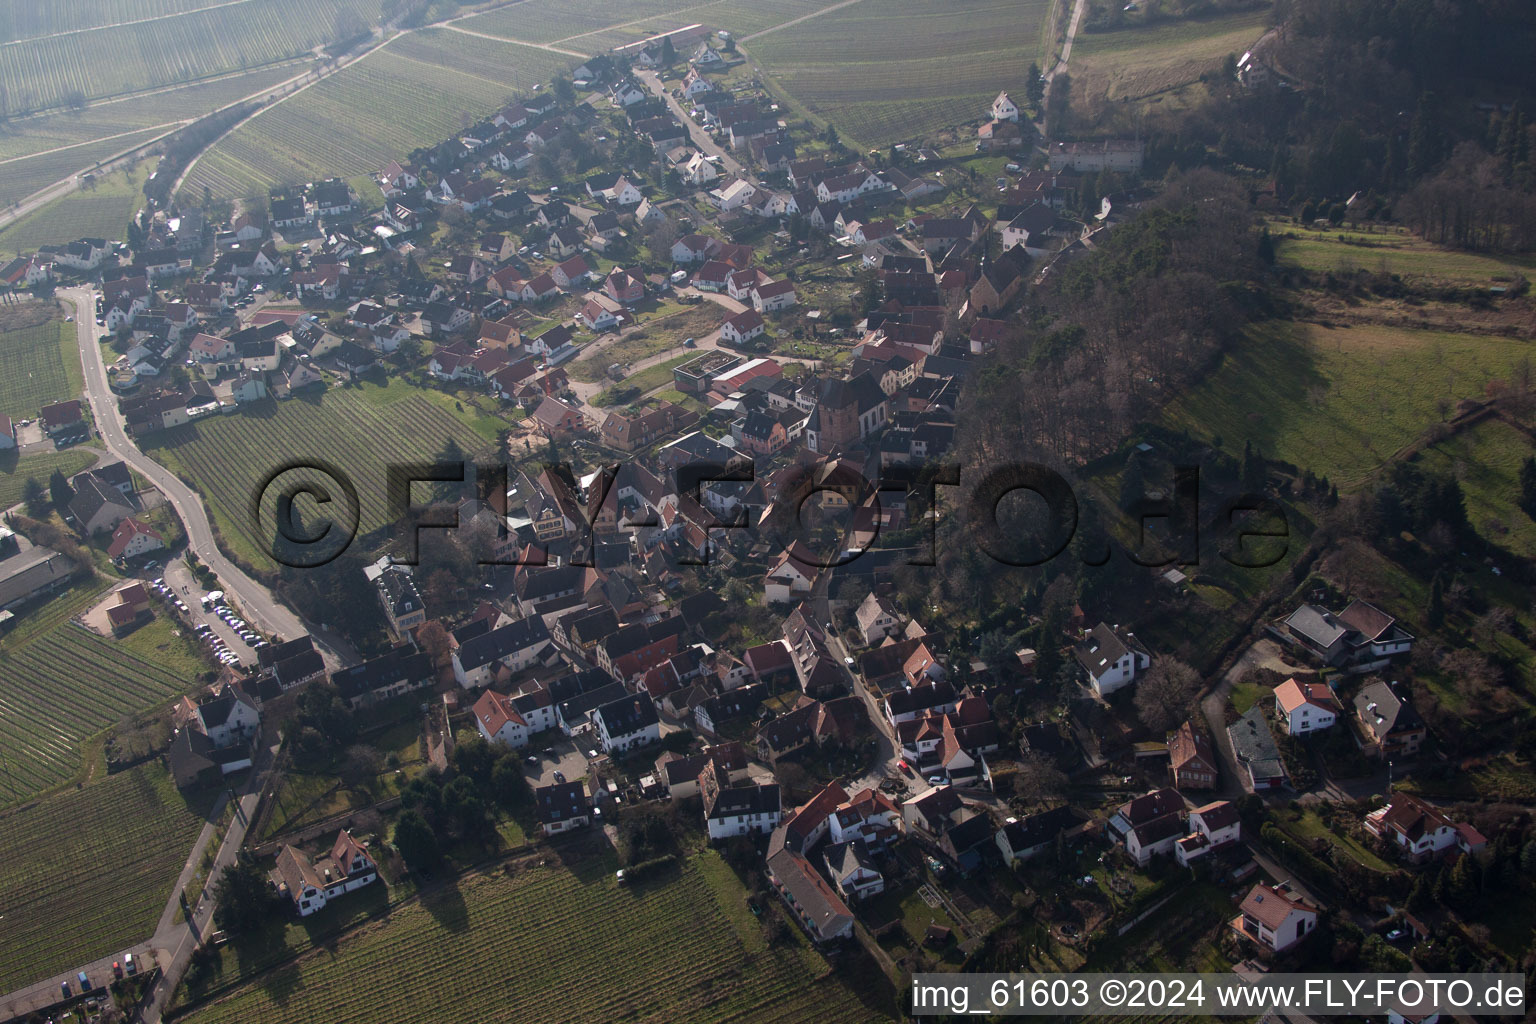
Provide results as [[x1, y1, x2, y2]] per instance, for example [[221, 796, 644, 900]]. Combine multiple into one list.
[[113, 961, 124, 979], [897, 760, 913, 777]]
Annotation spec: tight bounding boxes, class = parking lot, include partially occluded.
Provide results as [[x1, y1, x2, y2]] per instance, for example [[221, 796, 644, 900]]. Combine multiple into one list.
[[522, 730, 600, 789], [160, 558, 261, 668]]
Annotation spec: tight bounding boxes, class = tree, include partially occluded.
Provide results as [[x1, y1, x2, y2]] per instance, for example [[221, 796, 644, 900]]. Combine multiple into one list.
[[48, 469, 73, 511], [417, 619, 452, 667], [338, 744, 383, 790], [1012, 751, 1068, 803], [660, 34, 676, 66], [1133, 658, 1202, 732], [1426, 574, 1446, 630], [443, 774, 492, 842], [1044, 73, 1071, 140], [212, 854, 275, 935], [333, 6, 368, 45], [22, 478, 47, 518], [552, 75, 576, 104], [452, 733, 497, 786], [393, 808, 440, 870], [491, 753, 530, 811], [1222, 52, 1238, 82], [1241, 440, 1265, 493], [1519, 456, 1536, 521], [1025, 63, 1045, 108]]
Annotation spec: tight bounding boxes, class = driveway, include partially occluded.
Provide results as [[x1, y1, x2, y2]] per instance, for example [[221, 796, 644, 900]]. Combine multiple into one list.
[[635, 70, 751, 181]]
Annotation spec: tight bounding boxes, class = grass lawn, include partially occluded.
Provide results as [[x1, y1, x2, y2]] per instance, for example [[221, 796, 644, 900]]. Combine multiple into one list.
[[591, 353, 700, 407], [0, 162, 150, 258], [142, 378, 497, 569], [1271, 224, 1536, 284], [0, 578, 205, 804], [1070, 8, 1270, 103], [748, 0, 1054, 149], [568, 306, 722, 383], [1274, 807, 1394, 873], [0, 761, 214, 992], [177, 850, 891, 1024], [1164, 319, 1534, 489], [256, 769, 364, 842], [1228, 680, 1269, 715], [0, 315, 81, 418], [0, 448, 99, 510]]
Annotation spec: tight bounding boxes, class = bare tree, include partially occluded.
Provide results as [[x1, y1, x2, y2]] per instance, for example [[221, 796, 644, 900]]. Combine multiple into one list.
[[1011, 751, 1069, 805], [1134, 658, 1202, 733]]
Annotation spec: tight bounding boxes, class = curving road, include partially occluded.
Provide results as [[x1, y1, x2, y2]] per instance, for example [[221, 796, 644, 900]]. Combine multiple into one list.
[[64, 286, 351, 666]]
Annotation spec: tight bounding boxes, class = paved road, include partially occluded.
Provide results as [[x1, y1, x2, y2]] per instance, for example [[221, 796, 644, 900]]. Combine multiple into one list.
[[636, 69, 750, 181], [1050, 0, 1089, 81], [63, 286, 352, 667]]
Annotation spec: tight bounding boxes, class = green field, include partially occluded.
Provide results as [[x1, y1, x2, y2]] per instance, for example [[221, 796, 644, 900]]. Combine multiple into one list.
[[458, 0, 706, 45], [1164, 320, 1536, 489], [1070, 8, 1269, 102], [0, 161, 148, 257], [0, 0, 386, 113], [747, 0, 1053, 149], [0, 316, 78, 418], [0, 449, 99, 510], [180, 30, 574, 203], [1272, 225, 1536, 284], [143, 379, 497, 569], [1420, 418, 1536, 559], [0, 0, 256, 41], [0, 761, 210, 992], [0, 581, 206, 802], [180, 851, 892, 1024]]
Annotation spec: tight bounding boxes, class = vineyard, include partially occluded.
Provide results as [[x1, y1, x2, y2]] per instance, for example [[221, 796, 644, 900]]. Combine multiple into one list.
[[457, 0, 703, 45], [0, 0, 245, 42], [0, 316, 78, 417], [0, 761, 210, 993], [180, 33, 573, 203], [143, 382, 494, 568], [0, 582, 204, 802], [0, 163, 149, 257], [181, 853, 891, 1024], [748, 0, 1053, 149], [0, 0, 387, 113], [0, 449, 98, 510]]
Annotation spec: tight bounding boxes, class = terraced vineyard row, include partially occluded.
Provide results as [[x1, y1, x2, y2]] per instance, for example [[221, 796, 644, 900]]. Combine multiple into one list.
[[0, 0, 385, 112], [145, 388, 491, 567], [184, 859, 885, 1024], [0, 0, 240, 43], [181, 39, 572, 202], [749, 0, 1052, 148], [0, 318, 76, 418], [0, 450, 98, 510], [0, 617, 195, 798], [0, 61, 308, 162], [611, 0, 833, 45], [0, 761, 209, 993], [459, 0, 700, 45]]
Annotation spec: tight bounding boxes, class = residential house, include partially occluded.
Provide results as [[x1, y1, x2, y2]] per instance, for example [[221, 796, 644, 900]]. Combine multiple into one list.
[[1363, 793, 1487, 863], [1230, 884, 1319, 954], [536, 780, 593, 835], [751, 279, 797, 313], [854, 592, 901, 645], [1106, 788, 1184, 866], [1228, 706, 1287, 790], [996, 806, 1081, 866], [1074, 622, 1151, 697], [766, 835, 855, 943], [1048, 139, 1145, 173], [1273, 678, 1341, 736], [1175, 800, 1242, 867], [272, 830, 378, 916], [1353, 680, 1426, 759], [106, 517, 165, 561], [991, 90, 1020, 122], [1167, 721, 1218, 790], [701, 762, 781, 839], [69, 474, 134, 535], [719, 309, 765, 346], [473, 689, 531, 749], [593, 691, 661, 754], [452, 616, 553, 688], [823, 840, 883, 901]]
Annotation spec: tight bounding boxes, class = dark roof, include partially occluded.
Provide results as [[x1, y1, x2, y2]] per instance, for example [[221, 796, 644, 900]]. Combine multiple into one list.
[[595, 691, 659, 735], [258, 635, 315, 668], [535, 780, 591, 824], [457, 617, 551, 671], [1354, 680, 1425, 741], [331, 645, 431, 702], [998, 805, 1079, 854]]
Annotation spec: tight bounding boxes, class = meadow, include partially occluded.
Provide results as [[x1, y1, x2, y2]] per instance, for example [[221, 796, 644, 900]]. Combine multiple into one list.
[[1068, 7, 1269, 103], [180, 31, 574, 203], [1272, 225, 1536, 284], [0, 580, 206, 802], [0, 0, 386, 113], [1419, 418, 1536, 560], [747, 0, 1054, 149], [179, 851, 892, 1024], [0, 761, 211, 992], [0, 162, 149, 257], [0, 449, 99, 510], [0, 316, 78, 418], [143, 379, 497, 569], [1164, 320, 1536, 489]]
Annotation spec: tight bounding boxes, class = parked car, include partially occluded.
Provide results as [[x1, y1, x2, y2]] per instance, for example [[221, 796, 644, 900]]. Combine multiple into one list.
[[553, 770, 566, 784], [124, 952, 137, 975]]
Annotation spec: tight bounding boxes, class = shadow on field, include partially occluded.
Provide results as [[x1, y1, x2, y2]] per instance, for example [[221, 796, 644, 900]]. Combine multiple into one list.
[[422, 876, 469, 933]]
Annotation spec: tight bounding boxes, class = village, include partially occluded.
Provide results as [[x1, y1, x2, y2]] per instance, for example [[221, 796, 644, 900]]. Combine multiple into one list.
[[0, 21, 1521, 1024]]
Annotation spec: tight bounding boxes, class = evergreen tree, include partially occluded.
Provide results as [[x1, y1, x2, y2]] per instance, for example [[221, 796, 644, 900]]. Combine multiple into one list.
[[1407, 92, 1442, 180], [1025, 63, 1045, 108], [1241, 441, 1265, 493], [1519, 456, 1536, 520], [48, 468, 73, 511], [1118, 450, 1146, 512], [660, 34, 676, 66], [393, 808, 440, 870], [1426, 574, 1445, 630], [22, 478, 47, 517], [1257, 227, 1276, 264], [1519, 839, 1536, 875]]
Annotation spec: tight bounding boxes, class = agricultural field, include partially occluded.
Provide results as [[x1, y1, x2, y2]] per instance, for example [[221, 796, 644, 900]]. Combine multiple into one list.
[[0, 316, 79, 418], [0, 0, 246, 41], [1068, 7, 1269, 104], [1272, 225, 1536, 285], [180, 852, 893, 1024], [0, 162, 149, 257], [0, 0, 387, 113], [747, 0, 1054, 149], [0, 761, 211, 993], [180, 32, 574, 203], [1164, 320, 1536, 489], [0, 449, 99, 510], [142, 379, 496, 569], [457, 0, 703, 45], [0, 580, 203, 802]]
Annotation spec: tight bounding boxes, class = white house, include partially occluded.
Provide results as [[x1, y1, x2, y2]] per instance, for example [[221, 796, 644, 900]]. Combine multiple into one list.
[[683, 152, 720, 186], [853, 592, 901, 645], [535, 780, 592, 835], [1272, 677, 1341, 736], [1175, 800, 1242, 867], [593, 692, 661, 754], [991, 90, 1020, 122], [196, 684, 260, 749], [719, 309, 765, 346], [1363, 793, 1486, 863], [452, 617, 552, 688], [751, 279, 797, 313], [1073, 622, 1150, 696], [763, 547, 813, 603], [823, 840, 884, 901], [708, 180, 757, 212], [681, 68, 714, 98], [702, 763, 782, 839], [274, 830, 377, 917], [473, 689, 531, 749], [1231, 884, 1319, 954]]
